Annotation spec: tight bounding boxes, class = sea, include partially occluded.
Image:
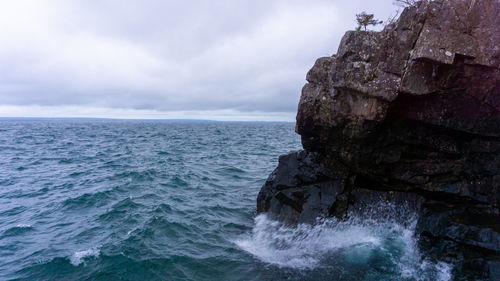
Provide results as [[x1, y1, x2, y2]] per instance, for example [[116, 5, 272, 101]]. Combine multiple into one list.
[[0, 120, 452, 280]]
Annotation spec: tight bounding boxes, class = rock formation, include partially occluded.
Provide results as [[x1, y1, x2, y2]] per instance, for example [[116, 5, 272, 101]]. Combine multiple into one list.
[[257, 0, 499, 279]]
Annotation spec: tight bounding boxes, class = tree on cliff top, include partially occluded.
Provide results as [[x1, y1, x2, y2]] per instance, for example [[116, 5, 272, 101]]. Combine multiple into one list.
[[355, 12, 383, 31]]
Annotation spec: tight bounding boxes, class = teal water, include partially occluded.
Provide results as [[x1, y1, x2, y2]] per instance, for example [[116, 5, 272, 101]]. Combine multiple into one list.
[[0, 121, 451, 280]]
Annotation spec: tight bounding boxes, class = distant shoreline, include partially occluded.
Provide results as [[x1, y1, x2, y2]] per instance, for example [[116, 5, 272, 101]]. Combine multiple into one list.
[[0, 117, 294, 123]]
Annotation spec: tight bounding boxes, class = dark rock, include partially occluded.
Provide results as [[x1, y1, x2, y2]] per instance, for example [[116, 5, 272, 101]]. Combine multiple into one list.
[[257, 150, 346, 224], [257, 0, 500, 279], [347, 188, 425, 220]]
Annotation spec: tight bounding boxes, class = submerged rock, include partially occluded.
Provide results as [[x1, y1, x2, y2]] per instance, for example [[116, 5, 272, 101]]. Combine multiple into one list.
[[257, 0, 499, 279]]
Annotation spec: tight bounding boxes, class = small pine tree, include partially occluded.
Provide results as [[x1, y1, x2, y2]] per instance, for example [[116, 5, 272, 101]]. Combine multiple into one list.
[[355, 12, 383, 31]]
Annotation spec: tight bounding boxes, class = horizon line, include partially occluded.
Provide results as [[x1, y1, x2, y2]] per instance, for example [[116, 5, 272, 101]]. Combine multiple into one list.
[[0, 116, 295, 123]]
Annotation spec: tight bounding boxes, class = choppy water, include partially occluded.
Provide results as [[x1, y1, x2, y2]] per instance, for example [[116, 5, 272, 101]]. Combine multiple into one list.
[[0, 120, 451, 280]]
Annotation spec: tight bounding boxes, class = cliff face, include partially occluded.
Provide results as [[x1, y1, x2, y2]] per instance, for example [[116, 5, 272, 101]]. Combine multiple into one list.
[[257, 0, 499, 279]]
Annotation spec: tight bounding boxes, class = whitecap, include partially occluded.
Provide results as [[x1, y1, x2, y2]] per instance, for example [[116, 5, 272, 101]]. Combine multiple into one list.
[[15, 224, 32, 228], [69, 248, 100, 266], [127, 227, 138, 236]]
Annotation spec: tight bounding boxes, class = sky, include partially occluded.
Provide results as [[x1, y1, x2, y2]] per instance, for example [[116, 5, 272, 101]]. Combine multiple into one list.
[[0, 0, 397, 121]]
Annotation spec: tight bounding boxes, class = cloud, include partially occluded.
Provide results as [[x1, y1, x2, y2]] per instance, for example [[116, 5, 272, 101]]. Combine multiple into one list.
[[0, 0, 395, 120]]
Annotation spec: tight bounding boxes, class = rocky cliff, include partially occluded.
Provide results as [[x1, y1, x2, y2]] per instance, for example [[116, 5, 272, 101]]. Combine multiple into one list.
[[257, 0, 499, 279]]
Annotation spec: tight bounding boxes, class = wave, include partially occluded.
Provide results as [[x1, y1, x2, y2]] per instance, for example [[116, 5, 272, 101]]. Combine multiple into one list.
[[69, 248, 100, 266], [62, 191, 113, 210], [15, 224, 32, 228], [1, 224, 34, 237], [235, 214, 451, 281]]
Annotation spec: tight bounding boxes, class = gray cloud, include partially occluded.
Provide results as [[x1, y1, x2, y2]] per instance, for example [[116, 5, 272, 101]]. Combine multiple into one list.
[[0, 0, 396, 120]]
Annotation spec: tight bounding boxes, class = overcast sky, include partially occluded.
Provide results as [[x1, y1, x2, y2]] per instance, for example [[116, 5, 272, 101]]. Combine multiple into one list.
[[0, 0, 397, 121]]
